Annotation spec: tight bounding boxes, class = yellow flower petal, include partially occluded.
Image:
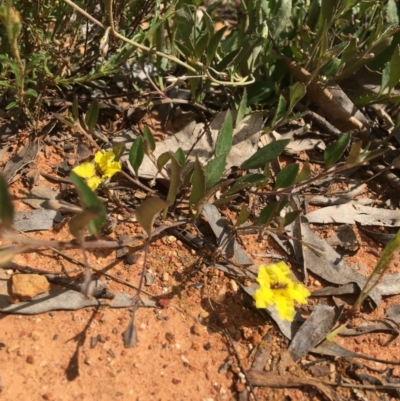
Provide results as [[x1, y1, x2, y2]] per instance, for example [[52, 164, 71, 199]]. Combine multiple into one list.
[[72, 162, 96, 179], [254, 286, 274, 309], [274, 293, 296, 321], [252, 261, 310, 322], [94, 150, 122, 179], [87, 176, 102, 190]]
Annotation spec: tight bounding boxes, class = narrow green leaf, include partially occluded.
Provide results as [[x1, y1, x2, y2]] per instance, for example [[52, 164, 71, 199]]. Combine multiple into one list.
[[324, 133, 351, 169], [70, 172, 106, 237], [194, 32, 209, 59], [189, 157, 206, 206], [236, 89, 247, 126], [241, 139, 290, 170], [166, 153, 183, 207], [288, 83, 306, 112], [389, 44, 400, 91], [215, 110, 233, 157], [320, 0, 336, 25], [129, 137, 144, 177], [205, 154, 227, 189], [195, 178, 235, 216], [206, 26, 228, 66], [271, 95, 287, 127], [294, 161, 310, 184], [341, 38, 358, 64], [274, 164, 299, 190], [112, 143, 126, 161], [235, 205, 250, 227], [174, 40, 192, 58], [380, 62, 391, 95], [0, 174, 14, 232], [143, 126, 156, 152], [223, 173, 267, 197], [215, 48, 241, 71], [85, 100, 99, 133], [136, 197, 170, 238], [255, 201, 287, 226]]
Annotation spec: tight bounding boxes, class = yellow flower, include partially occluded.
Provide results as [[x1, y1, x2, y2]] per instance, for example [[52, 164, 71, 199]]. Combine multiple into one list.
[[253, 261, 311, 322], [72, 150, 122, 190]]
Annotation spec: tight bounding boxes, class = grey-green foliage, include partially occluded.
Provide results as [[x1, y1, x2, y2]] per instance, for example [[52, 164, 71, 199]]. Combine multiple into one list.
[[0, 0, 399, 115]]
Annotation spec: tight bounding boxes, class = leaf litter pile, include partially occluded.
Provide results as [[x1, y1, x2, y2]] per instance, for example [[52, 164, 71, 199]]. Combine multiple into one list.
[[2, 63, 400, 401]]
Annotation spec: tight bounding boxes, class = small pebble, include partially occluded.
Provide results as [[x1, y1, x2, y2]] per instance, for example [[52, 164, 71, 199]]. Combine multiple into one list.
[[191, 323, 204, 336], [229, 279, 238, 292], [26, 355, 34, 364], [90, 337, 98, 349], [165, 332, 175, 343], [172, 378, 181, 385], [42, 392, 54, 400], [30, 331, 40, 341], [162, 272, 169, 282], [204, 343, 212, 351]]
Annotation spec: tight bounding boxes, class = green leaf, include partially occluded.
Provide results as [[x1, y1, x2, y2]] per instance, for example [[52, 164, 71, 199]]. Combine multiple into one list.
[[215, 110, 233, 157], [166, 152, 183, 208], [129, 136, 144, 177], [175, 4, 194, 50], [389, 44, 400, 91], [274, 164, 299, 190], [189, 157, 206, 206], [320, 0, 336, 25], [135, 197, 170, 238], [288, 82, 306, 112], [85, 100, 99, 133], [255, 201, 287, 226], [143, 126, 156, 152], [241, 139, 290, 170], [294, 161, 310, 184], [271, 95, 287, 127], [235, 205, 250, 227], [324, 133, 351, 169], [174, 40, 192, 58], [341, 38, 358, 64], [194, 178, 235, 216], [157, 152, 171, 171], [0, 174, 14, 232], [205, 154, 227, 189], [223, 173, 267, 197], [270, 0, 291, 39], [174, 148, 186, 167], [24, 88, 38, 98], [68, 206, 104, 242], [236, 89, 247, 126], [215, 48, 241, 71], [206, 26, 228, 66], [70, 172, 106, 237], [194, 32, 209, 59], [275, 210, 301, 229], [112, 143, 126, 161]]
